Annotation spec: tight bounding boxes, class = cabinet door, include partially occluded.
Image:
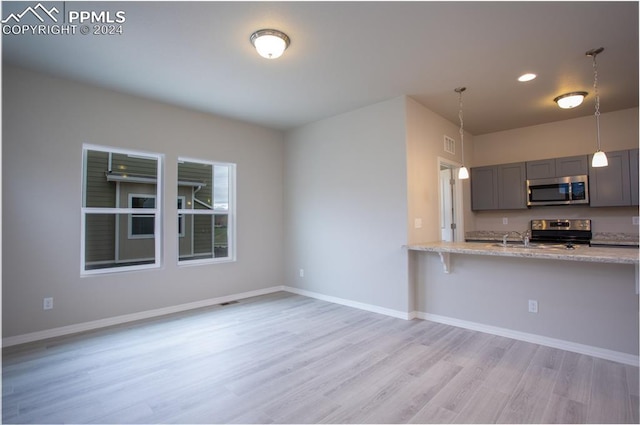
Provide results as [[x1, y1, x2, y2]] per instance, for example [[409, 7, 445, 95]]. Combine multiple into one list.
[[556, 155, 588, 176], [630, 149, 639, 206], [589, 150, 631, 207], [471, 166, 498, 210], [498, 162, 527, 209], [526, 159, 555, 180]]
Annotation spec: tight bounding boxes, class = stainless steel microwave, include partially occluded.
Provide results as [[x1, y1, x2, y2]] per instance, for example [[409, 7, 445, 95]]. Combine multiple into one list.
[[526, 175, 589, 206]]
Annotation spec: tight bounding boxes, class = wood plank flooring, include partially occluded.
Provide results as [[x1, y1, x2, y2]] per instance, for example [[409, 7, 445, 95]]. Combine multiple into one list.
[[2, 291, 638, 423]]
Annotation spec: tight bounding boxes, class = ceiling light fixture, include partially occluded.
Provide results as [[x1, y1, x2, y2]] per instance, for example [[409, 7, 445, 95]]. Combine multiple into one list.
[[518, 73, 537, 82], [586, 47, 608, 168], [554, 91, 588, 109], [455, 87, 469, 180], [250, 29, 290, 59]]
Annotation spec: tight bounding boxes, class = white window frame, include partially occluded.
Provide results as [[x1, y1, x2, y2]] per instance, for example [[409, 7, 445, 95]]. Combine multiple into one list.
[[177, 157, 236, 266], [81, 144, 163, 275]]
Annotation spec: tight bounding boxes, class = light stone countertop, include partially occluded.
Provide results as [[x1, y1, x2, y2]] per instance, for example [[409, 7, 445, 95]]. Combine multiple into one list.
[[591, 232, 639, 247], [407, 241, 639, 265]]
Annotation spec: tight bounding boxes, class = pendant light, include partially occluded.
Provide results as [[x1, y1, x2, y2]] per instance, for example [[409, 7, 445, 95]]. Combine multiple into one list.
[[455, 87, 469, 179], [587, 47, 608, 168]]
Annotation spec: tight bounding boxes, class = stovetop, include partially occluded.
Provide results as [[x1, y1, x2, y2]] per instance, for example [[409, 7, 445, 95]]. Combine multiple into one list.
[[530, 219, 592, 244]]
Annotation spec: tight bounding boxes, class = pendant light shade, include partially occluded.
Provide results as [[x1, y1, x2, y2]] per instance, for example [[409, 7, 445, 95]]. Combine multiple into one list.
[[592, 150, 608, 167], [455, 87, 469, 180], [250, 29, 290, 59], [587, 47, 608, 168]]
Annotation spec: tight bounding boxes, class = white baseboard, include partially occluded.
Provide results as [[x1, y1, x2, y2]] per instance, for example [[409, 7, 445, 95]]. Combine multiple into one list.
[[416, 311, 639, 367], [5, 285, 637, 367], [282, 286, 413, 320], [2, 286, 285, 347]]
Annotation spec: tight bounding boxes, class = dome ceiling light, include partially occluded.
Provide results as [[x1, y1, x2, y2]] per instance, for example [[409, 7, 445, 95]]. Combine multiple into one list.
[[554, 91, 588, 109], [250, 29, 290, 59]]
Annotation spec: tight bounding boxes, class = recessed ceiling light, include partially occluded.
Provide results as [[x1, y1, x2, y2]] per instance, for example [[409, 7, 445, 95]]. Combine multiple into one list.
[[518, 73, 537, 82]]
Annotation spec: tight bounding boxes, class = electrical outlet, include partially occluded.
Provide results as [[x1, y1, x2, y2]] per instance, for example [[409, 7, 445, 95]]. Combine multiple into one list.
[[502, 217, 508, 225], [43, 297, 53, 310], [299, 269, 304, 278], [528, 299, 538, 313], [414, 218, 423, 229], [633, 216, 639, 225]]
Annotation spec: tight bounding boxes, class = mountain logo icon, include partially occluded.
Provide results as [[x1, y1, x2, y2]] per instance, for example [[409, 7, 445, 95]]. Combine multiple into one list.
[[2, 3, 59, 24]]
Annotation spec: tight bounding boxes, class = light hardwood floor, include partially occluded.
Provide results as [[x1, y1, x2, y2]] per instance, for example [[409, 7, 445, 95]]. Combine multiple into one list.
[[3, 292, 638, 424]]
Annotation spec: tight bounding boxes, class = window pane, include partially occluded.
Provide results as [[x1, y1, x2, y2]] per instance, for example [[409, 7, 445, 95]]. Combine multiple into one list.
[[178, 161, 212, 209], [84, 149, 158, 208], [214, 165, 229, 211], [178, 214, 213, 262], [214, 214, 228, 258], [84, 150, 116, 208], [85, 213, 156, 271]]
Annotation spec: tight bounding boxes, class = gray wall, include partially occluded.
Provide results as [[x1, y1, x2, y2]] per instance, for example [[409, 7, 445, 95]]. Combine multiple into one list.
[[283, 97, 411, 314], [2, 66, 285, 337], [414, 252, 638, 355]]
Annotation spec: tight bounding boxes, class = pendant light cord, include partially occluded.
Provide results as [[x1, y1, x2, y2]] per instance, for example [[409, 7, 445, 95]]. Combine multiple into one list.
[[591, 51, 602, 151], [457, 88, 465, 165]]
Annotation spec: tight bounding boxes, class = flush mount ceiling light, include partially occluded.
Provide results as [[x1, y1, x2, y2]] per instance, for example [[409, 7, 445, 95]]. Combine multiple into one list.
[[587, 47, 608, 167], [250, 29, 290, 59], [455, 87, 469, 180], [554, 91, 588, 109]]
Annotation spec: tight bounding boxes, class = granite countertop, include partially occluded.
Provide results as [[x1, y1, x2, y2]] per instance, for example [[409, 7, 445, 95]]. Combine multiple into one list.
[[407, 241, 639, 265], [590, 232, 639, 247], [465, 230, 639, 247], [465, 230, 524, 243]]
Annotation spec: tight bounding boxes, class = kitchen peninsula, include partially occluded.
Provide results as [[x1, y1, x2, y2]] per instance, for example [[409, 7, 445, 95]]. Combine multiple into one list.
[[408, 240, 639, 366]]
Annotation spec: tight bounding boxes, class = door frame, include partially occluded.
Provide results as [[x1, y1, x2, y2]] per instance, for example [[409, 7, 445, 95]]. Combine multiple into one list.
[[437, 156, 466, 242]]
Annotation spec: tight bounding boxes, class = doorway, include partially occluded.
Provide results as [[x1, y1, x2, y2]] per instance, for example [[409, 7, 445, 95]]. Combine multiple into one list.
[[438, 158, 465, 242]]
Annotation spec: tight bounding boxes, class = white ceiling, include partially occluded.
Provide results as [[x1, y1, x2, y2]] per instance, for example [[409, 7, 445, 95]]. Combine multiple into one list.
[[2, 1, 638, 135]]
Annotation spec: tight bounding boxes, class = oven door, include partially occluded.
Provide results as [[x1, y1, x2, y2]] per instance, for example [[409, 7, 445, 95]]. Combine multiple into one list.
[[527, 176, 589, 206]]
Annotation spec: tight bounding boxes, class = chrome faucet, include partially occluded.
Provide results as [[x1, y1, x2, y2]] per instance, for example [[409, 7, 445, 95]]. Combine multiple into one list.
[[522, 229, 531, 247], [502, 230, 531, 247]]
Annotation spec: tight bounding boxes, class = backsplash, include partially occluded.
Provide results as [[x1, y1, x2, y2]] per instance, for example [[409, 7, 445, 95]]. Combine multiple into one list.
[[470, 205, 638, 234]]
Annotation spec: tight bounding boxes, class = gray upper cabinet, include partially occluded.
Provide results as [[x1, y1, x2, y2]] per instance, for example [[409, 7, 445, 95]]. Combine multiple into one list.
[[498, 162, 527, 209], [557, 155, 589, 176], [629, 149, 638, 206], [526, 155, 588, 179], [588, 150, 631, 207], [471, 162, 526, 211], [471, 166, 498, 210], [526, 159, 555, 180]]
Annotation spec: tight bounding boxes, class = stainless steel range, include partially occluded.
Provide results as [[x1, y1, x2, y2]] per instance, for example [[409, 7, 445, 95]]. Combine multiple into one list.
[[530, 219, 592, 246]]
